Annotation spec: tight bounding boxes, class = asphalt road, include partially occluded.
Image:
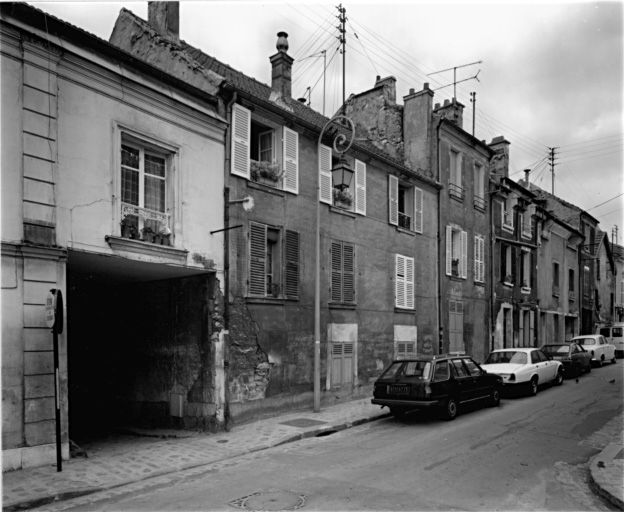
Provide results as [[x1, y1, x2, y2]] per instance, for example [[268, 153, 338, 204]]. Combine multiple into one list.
[[55, 360, 623, 511]]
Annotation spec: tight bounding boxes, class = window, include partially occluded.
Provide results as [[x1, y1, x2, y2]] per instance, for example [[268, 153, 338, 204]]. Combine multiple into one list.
[[388, 176, 423, 233], [463, 358, 481, 377], [331, 342, 354, 388], [520, 249, 531, 291], [448, 149, 463, 200], [501, 197, 514, 230], [395, 254, 414, 309], [569, 268, 575, 301], [446, 226, 467, 278], [249, 222, 299, 298], [553, 262, 560, 296], [120, 139, 171, 244], [474, 235, 485, 283], [449, 300, 464, 353], [518, 310, 534, 347], [501, 244, 514, 284], [473, 163, 485, 210], [521, 207, 533, 238], [450, 358, 469, 377], [432, 361, 449, 382], [231, 103, 298, 193], [583, 266, 590, 297], [331, 241, 355, 304]]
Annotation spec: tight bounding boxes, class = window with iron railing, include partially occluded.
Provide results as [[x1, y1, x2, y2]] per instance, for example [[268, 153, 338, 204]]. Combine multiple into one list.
[[473, 195, 486, 211], [448, 182, 465, 201]]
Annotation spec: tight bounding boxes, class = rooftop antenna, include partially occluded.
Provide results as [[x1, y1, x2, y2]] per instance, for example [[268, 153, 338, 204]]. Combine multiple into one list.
[[428, 60, 482, 100], [612, 225, 619, 246], [300, 49, 327, 114]]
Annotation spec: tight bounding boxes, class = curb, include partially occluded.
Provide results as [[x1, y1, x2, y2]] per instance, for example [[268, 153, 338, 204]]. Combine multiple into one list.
[[3, 412, 390, 512], [588, 444, 624, 511]]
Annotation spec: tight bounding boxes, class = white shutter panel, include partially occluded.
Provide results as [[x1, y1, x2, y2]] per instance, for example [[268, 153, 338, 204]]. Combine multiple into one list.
[[445, 226, 453, 276], [282, 126, 299, 193], [395, 254, 406, 308], [231, 104, 250, 178], [389, 175, 398, 226], [479, 236, 485, 283], [354, 159, 367, 215], [461, 230, 468, 278], [319, 144, 332, 204], [414, 187, 423, 233], [474, 235, 479, 281], [405, 256, 414, 309]]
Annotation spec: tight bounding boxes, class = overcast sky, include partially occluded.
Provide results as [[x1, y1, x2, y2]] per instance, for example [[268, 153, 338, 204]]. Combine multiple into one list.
[[32, 1, 624, 236]]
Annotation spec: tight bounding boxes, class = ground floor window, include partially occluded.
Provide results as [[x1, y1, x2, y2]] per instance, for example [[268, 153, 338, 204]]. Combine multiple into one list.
[[449, 299, 464, 352]]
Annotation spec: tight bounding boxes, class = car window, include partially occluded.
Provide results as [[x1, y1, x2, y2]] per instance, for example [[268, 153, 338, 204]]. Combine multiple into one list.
[[530, 351, 540, 364], [572, 345, 580, 354], [380, 362, 403, 379], [598, 336, 605, 345], [543, 345, 569, 355], [613, 328, 623, 338], [451, 359, 470, 377], [432, 361, 449, 382], [403, 361, 432, 379], [576, 338, 595, 345], [485, 351, 527, 365], [537, 350, 549, 362], [599, 327, 610, 337], [463, 358, 482, 377]]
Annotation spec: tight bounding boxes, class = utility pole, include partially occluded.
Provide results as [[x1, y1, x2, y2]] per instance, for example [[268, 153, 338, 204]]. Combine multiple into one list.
[[613, 225, 619, 246], [470, 91, 476, 136], [548, 146, 559, 195], [337, 4, 347, 113]]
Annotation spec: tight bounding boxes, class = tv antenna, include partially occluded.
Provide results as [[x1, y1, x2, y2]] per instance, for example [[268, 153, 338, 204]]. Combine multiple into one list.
[[428, 60, 482, 99]]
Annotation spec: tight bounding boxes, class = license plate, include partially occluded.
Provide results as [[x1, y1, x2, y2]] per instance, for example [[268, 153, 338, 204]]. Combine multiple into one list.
[[388, 384, 410, 395]]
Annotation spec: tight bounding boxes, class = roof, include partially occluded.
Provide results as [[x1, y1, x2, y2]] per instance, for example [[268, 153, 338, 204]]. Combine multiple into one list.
[[109, 8, 440, 188], [525, 182, 599, 227]]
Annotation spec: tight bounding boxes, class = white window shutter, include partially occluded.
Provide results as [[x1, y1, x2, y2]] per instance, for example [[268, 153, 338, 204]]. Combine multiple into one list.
[[461, 230, 468, 278], [389, 175, 398, 226], [319, 144, 332, 204], [474, 235, 479, 281], [231, 104, 250, 178], [414, 187, 423, 233], [354, 159, 367, 215], [282, 126, 299, 194], [405, 256, 414, 309], [395, 254, 405, 308], [445, 226, 453, 276], [480, 237, 485, 282]]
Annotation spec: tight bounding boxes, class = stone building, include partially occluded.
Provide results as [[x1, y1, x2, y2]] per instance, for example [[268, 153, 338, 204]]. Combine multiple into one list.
[[613, 243, 624, 322], [111, 3, 440, 422], [1, 3, 227, 469], [592, 231, 616, 325]]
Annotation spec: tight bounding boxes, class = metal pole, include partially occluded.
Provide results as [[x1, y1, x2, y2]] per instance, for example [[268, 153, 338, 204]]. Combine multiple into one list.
[[314, 159, 321, 412], [53, 328, 62, 471], [322, 50, 326, 116]]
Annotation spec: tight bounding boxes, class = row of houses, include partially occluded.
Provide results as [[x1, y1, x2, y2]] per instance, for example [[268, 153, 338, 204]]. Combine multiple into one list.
[[1, 2, 621, 470]]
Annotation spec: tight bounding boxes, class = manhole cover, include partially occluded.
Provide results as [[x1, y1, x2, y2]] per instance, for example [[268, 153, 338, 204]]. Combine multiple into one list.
[[229, 490, 306, 511], [279, 418, 327, 428]]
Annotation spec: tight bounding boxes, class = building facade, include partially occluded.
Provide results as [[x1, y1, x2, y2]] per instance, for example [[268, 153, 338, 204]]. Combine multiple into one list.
[[593, 231, 616, 325], [1, 3, 227, 469]]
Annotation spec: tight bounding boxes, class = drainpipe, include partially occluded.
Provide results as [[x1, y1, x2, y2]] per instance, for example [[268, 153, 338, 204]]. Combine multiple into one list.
[[489, 182, 496, 352], [436, 119, 442, 354]]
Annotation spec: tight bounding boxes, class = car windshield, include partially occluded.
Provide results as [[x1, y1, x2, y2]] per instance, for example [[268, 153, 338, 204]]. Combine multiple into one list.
[[575, 338, 595, 345], [485, 351, 528, 365], [542, 345, 569, 355], [613, 328, 623, 338], [379, 360, 432, 380], [380, 362, 403, 379]]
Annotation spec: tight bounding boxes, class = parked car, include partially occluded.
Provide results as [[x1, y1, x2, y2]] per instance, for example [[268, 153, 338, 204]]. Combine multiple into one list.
[[597, 323, 624, 358], [541, 343, 592, 377], [480, 348, 563, 396], [570, 334, 616, 366], [371, 353, 502, 421]]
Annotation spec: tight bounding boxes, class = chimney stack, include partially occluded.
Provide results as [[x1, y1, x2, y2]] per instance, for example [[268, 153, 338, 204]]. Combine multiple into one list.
[[403, 82, 435, 175], [434, 97, 464, 128], [524, 169, 531, 186], [270, 32, 293, 99], [148, 1, 180, 43], [488, 136, 511, 179]]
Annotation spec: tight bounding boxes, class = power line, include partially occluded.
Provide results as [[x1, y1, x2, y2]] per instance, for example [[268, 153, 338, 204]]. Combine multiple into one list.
[[585, 192, 624, 212]]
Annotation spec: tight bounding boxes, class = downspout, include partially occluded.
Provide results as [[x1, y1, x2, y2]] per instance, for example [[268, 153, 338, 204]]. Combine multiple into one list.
[[436, 119, 442, 354], [489, 180, 496, 353]]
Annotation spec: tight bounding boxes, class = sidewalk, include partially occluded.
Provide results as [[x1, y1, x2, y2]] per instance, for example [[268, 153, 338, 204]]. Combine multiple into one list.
[[2, 398, 389, 511]]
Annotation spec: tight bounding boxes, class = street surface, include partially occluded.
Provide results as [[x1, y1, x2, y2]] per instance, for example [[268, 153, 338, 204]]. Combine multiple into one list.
[[39, 361, 622, 511]]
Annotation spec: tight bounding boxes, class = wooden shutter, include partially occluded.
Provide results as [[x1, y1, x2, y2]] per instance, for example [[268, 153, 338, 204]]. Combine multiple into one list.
[[414, 187, 423, 233], [354, 159, 366, 215], [231, 104, 250, 178], [249, 222, 266, 296], [343, 243, 355, 303], [395, 254, 405, 308], [461, 230, 468, 278], [319, 143, 332, 204], [389, 175, 398, 225], [284, 230, 299, 299], [331, 241, 343, 302], [282, 126, 299, 193], [474, 235, 479, 282], [445, 226, 453, 276], [331, 342, 354, 387], [405, 256, 414, 309], [475, 235, 484, 282]]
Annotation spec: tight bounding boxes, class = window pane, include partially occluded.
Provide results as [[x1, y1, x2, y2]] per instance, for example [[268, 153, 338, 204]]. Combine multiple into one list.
[[145, 154, 165, 177], [144, 175, 165, 211], [121, 168, 139, 205], [121, 145, 139, 169]]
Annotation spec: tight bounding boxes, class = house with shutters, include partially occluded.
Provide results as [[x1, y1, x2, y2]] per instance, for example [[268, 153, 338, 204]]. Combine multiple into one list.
[[111, 3, 440, 421]]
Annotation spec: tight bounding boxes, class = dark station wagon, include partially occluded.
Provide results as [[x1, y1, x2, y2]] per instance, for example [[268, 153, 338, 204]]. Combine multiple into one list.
[[371, 354, 503, 420]]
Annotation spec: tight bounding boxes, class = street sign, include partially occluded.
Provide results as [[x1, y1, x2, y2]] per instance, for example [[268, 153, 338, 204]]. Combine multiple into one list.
[[45, 289, 63, 334]]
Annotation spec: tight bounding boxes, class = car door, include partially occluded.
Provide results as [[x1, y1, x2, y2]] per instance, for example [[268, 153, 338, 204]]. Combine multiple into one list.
[[450, 358, 475, 403], [531, 349, 550, 383], [570, 344, 583, 372], [595, 336, 606, 361], [463, 357, 490, 399]]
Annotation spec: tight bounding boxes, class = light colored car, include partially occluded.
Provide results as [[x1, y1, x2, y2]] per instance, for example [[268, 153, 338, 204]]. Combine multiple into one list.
[[597, 323, 624, 358], [481, 348, 563, 396], [570, 334, 616, 366]]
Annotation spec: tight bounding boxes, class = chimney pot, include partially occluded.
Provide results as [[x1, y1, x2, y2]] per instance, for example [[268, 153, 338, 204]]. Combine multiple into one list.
[[376, 75, 381, 82], [423, 82, 430, 90], [297, 97, 307, 103], [524, 169, 531, 184], [409, 88, 415, 95], [276, 31, 289, 52], [443, 99, 450, 106], [270, 31, 294, 99], [434, 103, 440, 109]]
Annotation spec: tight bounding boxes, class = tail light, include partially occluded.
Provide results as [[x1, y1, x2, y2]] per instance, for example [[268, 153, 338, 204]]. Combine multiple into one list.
[[509, 374, 516, 382]]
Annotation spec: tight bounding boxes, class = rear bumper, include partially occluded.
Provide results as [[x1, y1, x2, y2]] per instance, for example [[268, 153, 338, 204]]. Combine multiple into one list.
[[371, 398, 440, 408]]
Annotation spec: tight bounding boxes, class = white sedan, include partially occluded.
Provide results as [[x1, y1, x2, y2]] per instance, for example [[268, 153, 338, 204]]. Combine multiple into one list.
[[481, 348, 563, 396], [570, 335, 616, 367]]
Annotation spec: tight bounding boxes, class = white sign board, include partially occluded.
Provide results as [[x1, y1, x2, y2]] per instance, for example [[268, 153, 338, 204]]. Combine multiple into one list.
[[45, 290, 56, 329]]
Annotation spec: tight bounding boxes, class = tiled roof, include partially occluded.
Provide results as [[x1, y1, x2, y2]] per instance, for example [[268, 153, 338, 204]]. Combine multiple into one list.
[[526, 182, 599, 226]]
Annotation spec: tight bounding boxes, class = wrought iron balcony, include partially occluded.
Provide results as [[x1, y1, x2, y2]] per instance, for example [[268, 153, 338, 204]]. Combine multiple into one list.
[[448, 182, 465, 201], [473, 195, 486, 211], [398, 212, 412, 230]]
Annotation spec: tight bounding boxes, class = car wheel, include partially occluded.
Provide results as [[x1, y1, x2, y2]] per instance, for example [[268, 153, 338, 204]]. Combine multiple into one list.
[[490, 388, 501, 407], [611, 356, 617, 364], [528, 377, 538, 396], [600, 354, 605, 367], [555, 369, 564, 386], [442, 398, 458, 421]]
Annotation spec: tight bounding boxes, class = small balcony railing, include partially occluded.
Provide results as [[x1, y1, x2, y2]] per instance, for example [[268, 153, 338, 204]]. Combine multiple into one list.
[[568, 290, 575, 302], [448, 182, 465, 201], [398, 212, 412, 230], [121, 202, 171, 245], [473, 195, 486, 211]]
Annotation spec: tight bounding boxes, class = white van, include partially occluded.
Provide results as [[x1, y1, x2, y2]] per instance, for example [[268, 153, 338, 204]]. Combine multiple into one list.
[[597, 323, 624, 358]]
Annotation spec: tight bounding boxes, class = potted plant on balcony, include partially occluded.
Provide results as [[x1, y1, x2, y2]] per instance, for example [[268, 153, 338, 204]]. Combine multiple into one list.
[[120, 216, 139, 239], [333, 188, 353, 209], [141, 226, 155, 243], [251, 160, 281, 186]]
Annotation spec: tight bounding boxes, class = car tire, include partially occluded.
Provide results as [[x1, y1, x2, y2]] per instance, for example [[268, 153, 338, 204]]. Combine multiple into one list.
[[555, 369, 564, 386], [611, 356, 617, 364], [600, 354, 605, 367], [490, 388, 501, 407], [442, 398, 458, 421], [528, 377, 538, 396]]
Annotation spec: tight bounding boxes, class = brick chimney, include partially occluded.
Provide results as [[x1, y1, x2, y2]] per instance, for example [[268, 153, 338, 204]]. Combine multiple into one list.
[[270, 32, 293, 99], [434, 98, 464, 128], [403, 83, 434, 173], [374, 75, 397, 104], [488, 135, 511, 179], [148, 1, 179, 43]]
